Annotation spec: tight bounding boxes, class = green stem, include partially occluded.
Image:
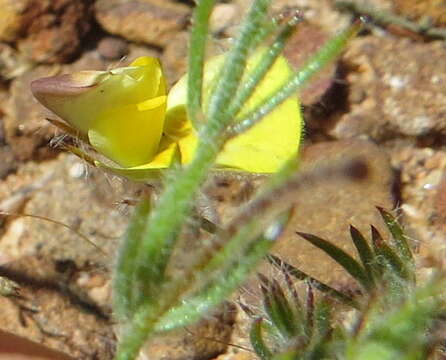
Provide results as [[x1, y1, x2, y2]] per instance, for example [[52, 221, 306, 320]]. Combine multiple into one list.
[[225, 13, 302, 134], [133, 0, 274, 298], [187, 0, 216, 128], [113, 199, 151, 320], [115, 307, 158, 360], [231, 20, 361, 136], [207, 0, 272, 121], [335, 1, 446, 40]]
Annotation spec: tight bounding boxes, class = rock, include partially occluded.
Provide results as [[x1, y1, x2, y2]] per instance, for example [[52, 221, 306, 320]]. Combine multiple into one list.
[[210, 3, 238, 35], [435, 173, 446, 225], [0, 153, 130, 266], [331, 36, 446, 141], [126, 43, 162, 62], [0, 0, 94, 64], [389, 146, 446, 267], [0, 255, 115, 359], [0, 90, 18, 178], [235, 0, 352, 34], [0, 0, 28, 42], [2, 51, 109, 162], [0, 145, 17, 179], [0, 151, 235, 359], [95, 0, 191, 48], [270, 139, 395, 288], [3, 64, 59, 162], [394, 0, 446, 27], [0, 43, 33, 81], [97, 37, 129, 60]]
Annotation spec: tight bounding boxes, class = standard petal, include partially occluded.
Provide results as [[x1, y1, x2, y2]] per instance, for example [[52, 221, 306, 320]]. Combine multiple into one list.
[[216, 52, 302, 173], [165, 50, 302, 173]]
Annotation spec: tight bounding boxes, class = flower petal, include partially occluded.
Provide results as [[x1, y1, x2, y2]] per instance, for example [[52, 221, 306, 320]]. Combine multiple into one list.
[[94, 140, 178, 182], [31, 56, 165, 135], [166, 50, 302, 173], [88, 96, 167, 168]]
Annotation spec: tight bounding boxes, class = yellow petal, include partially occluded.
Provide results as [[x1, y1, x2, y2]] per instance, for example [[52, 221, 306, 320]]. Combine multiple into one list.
[[88, 96, 166, 168], [166, 50, 302, 173], [32, 57, 165, 135], [32, 56, 168, 167], [94, 140, 178, 182]]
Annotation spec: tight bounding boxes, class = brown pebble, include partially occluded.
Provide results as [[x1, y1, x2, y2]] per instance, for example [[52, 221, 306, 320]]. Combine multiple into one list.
[[435, 173, 446, 219], [97, 37, 128, 60]]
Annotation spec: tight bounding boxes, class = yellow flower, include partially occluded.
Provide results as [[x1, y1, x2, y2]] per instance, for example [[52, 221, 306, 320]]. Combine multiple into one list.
[[31, 53, 302, 181], [31, 57, 174, 170], [166, 50, 302, 173]]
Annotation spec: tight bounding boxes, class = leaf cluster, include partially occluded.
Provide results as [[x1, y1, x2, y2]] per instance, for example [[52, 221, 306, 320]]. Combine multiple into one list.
[[249, 208, 446, 360]]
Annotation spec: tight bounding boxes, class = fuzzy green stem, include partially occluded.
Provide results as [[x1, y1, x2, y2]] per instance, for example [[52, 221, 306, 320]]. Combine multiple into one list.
[[207, 0, 272, 121], [154, 229, 276, 332], [229, 20, 361, 136], [335, 1, 446, 40], [113, 199, 151, 320], [187, 0, 216, 128], [132, 0, 274, 299], [226, 13, 302, 129], [116, 2, 275, 357]]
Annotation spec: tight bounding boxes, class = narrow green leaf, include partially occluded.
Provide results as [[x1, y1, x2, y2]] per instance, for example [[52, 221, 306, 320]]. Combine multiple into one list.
[[267, 255, 359, 308], [187, 0, 216, 128], [154, 233, 274, 332], [305, 281, 315, 340], [297, 232, 372, 291], [259, 274, 300, 339], [250, 318, 273, 360], [113, 199, 151, 320], [231, 20, 362, 136], [349, 279, 445, 359], [377, 207, 415, 268], [370, 226, 412, 283], [283, 270, 302, 311], [207, 0, 272, 121], [226, 13, 302, 136], [314, 300, 333, 339], [350, 225, 376, 287], [199, 209, 292, 289]]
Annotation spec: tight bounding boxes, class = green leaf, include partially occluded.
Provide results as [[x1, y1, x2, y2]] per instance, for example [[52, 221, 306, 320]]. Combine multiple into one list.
[[232, 20, 362, 136], [314, 300, 333, 339], [207, 0, 272, 121], [154, 212, 289, 333], [347, 278, 445, 359], [227, 13, 302, 136], [350, 226, 376, 287], [377, 207, 415, 269], [187, 0, 216, 128], [259, 274, 300, 339], [250, 318, 273, 360], [154, 230, 274, 332], [296, 232, 372, 292], [113, 199, 152, 320], [267, 254, 359, 308], [370, 226, 413, 283]]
